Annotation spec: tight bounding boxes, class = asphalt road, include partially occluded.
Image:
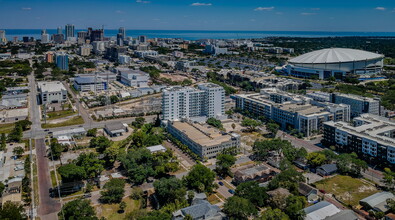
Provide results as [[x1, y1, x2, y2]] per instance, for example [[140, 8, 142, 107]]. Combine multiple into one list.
[[277, 130, 323, 152], [36, 138, 61, 220]]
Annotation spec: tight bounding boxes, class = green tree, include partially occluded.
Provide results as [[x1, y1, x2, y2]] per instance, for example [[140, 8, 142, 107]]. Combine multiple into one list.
[[223, 196, 257, 220], [110, 95, 120, 104], [90, 136, 113, 153], [15, 120, 32, 131], [259, 207, 290, 220], [7, 125, 23, 143], [268, 168, 305, 194], [215, 153, 236, 176], [49, 140, 64, 161], [337, 153, 367, 177], [59, 199, 98, 220], [183, 164, 216, 193], [306, 152, 327, 167], [266, 123, 280, 138], [119, 201, 127, 213], [235, 181, 268, 207], [0, 182, 5, 196], [0, 201, 26, 220], [87, 128, 97, 137], [154, 177, 186, 206], [100, 179, 126, 204], [132, 117, 145, 129], [253, 139, 295, 161], [58, 163, 86, 182], [75, 152, 104, 179], [241, 118, 261, 132], [0, 133, 6, 151], [383, 168, 395, 190], [12, 146, 24, 158], [284, 195, 306, 220], [206, 118, 223, 129]]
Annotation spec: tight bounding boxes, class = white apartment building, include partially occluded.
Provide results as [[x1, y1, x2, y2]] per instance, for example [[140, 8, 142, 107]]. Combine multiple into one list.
[[118, 55, 131, 64], [134, 50, 158, 58], [330, 93, 380, 117], [162, 83, 225, 121], [79, 45, 92, 56], [37, 81, 67, 104]]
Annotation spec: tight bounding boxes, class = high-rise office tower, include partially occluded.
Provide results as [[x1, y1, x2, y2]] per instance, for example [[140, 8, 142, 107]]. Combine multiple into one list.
[[56, 52, 69, 70], [90, 29, 104, 42], [57, 27, 62, 34], [139, 35, 147, 43], [41, 29, 50, 43], [116, 33, 124, 46], [77, 31, 88, 44], [118, 27, 126, 40], [65, 24, 75, 40], [0, 30, 6, 43]]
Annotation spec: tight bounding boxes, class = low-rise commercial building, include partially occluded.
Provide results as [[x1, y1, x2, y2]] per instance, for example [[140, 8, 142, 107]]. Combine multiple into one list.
[[0, 108, 28, 123], [37, 81, 67, 104], [73, 76, 107, 92], [167, 120, 240, 159], [119, 69, 149, 87], [323, 114, 395, 164], [104, 122, 128, 137]]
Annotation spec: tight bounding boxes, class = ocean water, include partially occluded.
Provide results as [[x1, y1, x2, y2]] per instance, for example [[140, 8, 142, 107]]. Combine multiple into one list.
[[4, 29, 395, 40]]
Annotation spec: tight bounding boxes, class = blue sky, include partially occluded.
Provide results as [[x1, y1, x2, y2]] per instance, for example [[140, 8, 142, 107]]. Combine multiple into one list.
[[0, 0, 395, 31]]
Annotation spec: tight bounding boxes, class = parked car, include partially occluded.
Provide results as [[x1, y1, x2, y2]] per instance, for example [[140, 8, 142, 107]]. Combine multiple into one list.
[[228, 189, 235, 194], [218, 181, 224, 186]]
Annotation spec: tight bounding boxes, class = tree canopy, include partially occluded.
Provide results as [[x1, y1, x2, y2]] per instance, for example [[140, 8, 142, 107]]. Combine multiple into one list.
[[215, 153, 236, 177], [59, 199, 98, 220], [223, 196, 257, 220], [183, 164, 216, 193], [100, 179, 125, 204], [235, 181, 268, 207], [153, 177, 186, 206]]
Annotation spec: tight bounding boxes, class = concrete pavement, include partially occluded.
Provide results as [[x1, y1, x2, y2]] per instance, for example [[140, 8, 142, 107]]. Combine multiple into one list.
[[36, 138, 61, 220]]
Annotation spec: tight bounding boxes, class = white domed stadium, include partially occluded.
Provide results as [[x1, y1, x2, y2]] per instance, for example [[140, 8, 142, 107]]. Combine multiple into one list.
[[283, 48, 384, 80]]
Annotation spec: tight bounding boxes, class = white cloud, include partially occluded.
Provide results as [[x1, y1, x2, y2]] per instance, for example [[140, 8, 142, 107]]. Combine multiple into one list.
[[21, 7, 32, 10], [191, 3, 212, 6], [301, 12, 317, 15], [375, 7, 386, 11], [311, 8, 320, 11], [115, 10, 124, 14], [276, 12, 283, 15], [136, 0, 150, 3], [254, 7, 274, 11]]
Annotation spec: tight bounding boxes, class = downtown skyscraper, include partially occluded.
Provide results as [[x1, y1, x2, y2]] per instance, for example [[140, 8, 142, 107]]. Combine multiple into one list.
[[65, 24, 75, 40]]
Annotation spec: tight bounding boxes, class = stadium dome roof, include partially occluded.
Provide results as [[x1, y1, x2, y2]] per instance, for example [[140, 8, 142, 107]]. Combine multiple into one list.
[[289, 48, 384, 64]]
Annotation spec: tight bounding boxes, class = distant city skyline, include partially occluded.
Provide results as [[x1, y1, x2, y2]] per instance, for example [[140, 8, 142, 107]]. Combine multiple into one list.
[[0, 0, 395, 32]]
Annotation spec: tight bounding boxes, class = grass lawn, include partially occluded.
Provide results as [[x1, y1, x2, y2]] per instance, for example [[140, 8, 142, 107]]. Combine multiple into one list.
[[96, 197, 140, 220], [0, 123, 15, 134], [50, 170, 61, 187], [314, 175, 379, 207], [42, 116, 84, 129], [45, 110, 75, 121], [207, 194, 221, 205]]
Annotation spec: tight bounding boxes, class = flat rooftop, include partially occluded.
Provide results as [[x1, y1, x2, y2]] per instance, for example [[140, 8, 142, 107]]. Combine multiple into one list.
[[37, 81, 66, 93], [170, 121, 238, 147], [325, 114, 395, 146]]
